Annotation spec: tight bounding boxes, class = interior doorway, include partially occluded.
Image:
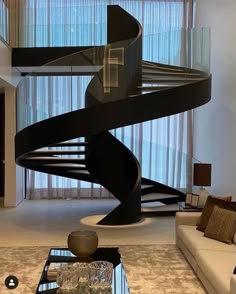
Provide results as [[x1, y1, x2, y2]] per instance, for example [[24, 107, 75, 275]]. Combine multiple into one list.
[[0, 93, 5, 197]]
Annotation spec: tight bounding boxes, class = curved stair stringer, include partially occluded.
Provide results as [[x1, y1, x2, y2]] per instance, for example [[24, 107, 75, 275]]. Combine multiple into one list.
[[86, 132, 141, 225]]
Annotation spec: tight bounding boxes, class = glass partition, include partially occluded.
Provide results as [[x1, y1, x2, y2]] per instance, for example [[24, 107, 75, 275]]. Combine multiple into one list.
[[143, 28, 210, 73], [17, 28, 210, 129], [16, 48, 98, 132], [16, 35, 137, 131], [111, 130, 194, 192], [191, 27, 210, 73]]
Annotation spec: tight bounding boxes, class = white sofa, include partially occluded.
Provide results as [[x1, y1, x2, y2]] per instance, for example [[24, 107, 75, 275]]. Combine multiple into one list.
[[176, 212, 236, 294]]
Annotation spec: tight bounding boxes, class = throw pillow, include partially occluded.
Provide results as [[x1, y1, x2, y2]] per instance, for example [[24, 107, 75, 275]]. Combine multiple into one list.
[[204, 206, 236, 244], [197, 194, 232, 209], [197, 195, 236, 232], [212, 195, 232, 202]]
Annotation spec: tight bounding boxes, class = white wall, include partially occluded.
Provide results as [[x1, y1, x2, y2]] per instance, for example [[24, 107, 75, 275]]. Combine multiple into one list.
[[0, 39, 20, 88], [0, 39, 12, 88], [0, 38, 24, 206], [194, 0, 236, 196]]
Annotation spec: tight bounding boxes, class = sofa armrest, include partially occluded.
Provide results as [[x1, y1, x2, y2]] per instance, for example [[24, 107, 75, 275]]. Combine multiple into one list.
[[230, 275, 236, 294], [176, 212, 202, 227]]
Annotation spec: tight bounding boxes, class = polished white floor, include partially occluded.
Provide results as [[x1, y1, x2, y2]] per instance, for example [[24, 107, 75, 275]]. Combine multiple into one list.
[[0, 199, 176, 247]]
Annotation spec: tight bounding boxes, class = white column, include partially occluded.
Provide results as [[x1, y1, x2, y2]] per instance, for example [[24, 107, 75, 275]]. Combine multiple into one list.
[[4, 87, 24, 207]]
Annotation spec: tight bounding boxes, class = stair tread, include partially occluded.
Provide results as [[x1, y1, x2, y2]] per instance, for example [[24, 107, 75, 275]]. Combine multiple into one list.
[[142, 193, 179, 201], [141, 201, 164, 208], [142, 70, 201, 77], [25, 157, 85, 164], [141, 203, 178, 212], [142, 61, 184, 72], [129, 89, 162, 97], [69, 170, 90, 174], [29, 150, 85, 155], [138, 85, 172, 90], [43, 163, 86, 167], [50, 142, 88, 147], [26, 156, 84, 160], [142, 77, 203, 82], [141, 82, 184, 87], [141, 184, 153, 189]]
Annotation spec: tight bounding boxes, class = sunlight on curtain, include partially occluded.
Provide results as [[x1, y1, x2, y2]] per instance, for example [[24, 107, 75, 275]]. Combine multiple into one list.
[[18, 0, 195, 199], [19, 0, 107, 47], [24, 74, 111, 199], [19, 0, 194, 47], [0, 0, 9, 42], [113, 28, 194, 190]]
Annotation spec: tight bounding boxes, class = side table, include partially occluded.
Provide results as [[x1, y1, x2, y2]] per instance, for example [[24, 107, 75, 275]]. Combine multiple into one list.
[[178, 202, 203, 212]]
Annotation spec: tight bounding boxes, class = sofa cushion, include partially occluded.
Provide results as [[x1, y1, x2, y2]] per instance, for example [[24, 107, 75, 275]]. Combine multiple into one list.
[[177, 225, 236, 257], [196, 250, 236, 294], [204, 206, 236, 244], [233, 232, 236, 245], [197, 196, 236, 232]]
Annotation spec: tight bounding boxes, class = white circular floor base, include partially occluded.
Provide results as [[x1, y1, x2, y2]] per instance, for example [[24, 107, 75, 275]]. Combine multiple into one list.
[[80, 214, 153, 228]]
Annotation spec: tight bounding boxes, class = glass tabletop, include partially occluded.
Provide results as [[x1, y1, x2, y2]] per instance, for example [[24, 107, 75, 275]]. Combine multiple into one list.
[[36, 247, 130, 294]]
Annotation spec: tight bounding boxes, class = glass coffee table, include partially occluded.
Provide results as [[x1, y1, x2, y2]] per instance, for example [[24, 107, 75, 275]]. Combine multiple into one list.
[[36, 247, 130, 294]]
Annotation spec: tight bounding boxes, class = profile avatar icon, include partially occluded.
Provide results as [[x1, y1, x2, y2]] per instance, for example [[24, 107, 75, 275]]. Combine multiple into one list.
[[9, 279, 15, 286], [5, 275, 19, 289]]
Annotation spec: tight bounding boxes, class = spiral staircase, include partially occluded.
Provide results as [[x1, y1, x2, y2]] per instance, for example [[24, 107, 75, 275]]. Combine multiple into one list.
[[15, 5, 211, 225]]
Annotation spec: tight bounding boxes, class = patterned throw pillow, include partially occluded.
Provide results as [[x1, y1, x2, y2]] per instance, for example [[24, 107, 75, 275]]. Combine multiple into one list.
[[197, 195, 236, 232], [212, 195, 232, 202], [204, 206, 236, 244]]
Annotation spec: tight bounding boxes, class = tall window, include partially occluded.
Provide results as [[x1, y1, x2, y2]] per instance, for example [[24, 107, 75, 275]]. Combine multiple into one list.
[[18, 0, 195, 199], [0, 0, 9, 42], [19, 0, 193, 47]]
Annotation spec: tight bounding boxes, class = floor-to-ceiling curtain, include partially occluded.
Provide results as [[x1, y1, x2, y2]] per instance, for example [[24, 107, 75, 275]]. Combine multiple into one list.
[[18, 0, 195, 199], [0, 0, 9, 42]]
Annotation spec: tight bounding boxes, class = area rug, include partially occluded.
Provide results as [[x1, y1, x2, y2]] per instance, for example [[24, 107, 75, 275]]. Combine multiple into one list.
[[119, 245, 206, 294], [0, 245, 206, 294]]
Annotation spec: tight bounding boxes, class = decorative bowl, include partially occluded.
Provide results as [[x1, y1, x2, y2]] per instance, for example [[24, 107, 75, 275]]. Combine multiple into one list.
[[67, 230, 98, 257]]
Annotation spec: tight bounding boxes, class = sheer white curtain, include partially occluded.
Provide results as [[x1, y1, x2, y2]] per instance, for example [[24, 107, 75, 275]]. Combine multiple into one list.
[[23, 75, 110, 200], [18, 0, 195, 199], [19, 0, 194, 47], [22, 74, 113, 200], [19, 0, 107, 47], [0, 0, 9, 42]]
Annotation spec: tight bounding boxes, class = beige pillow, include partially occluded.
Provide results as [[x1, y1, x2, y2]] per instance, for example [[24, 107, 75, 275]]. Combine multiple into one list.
[[212, 195, 232, 202], [204, 206, 236, 244]]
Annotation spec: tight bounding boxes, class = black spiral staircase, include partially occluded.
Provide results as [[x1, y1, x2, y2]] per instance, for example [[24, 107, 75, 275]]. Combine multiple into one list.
[[15, 6, 211, 225]]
